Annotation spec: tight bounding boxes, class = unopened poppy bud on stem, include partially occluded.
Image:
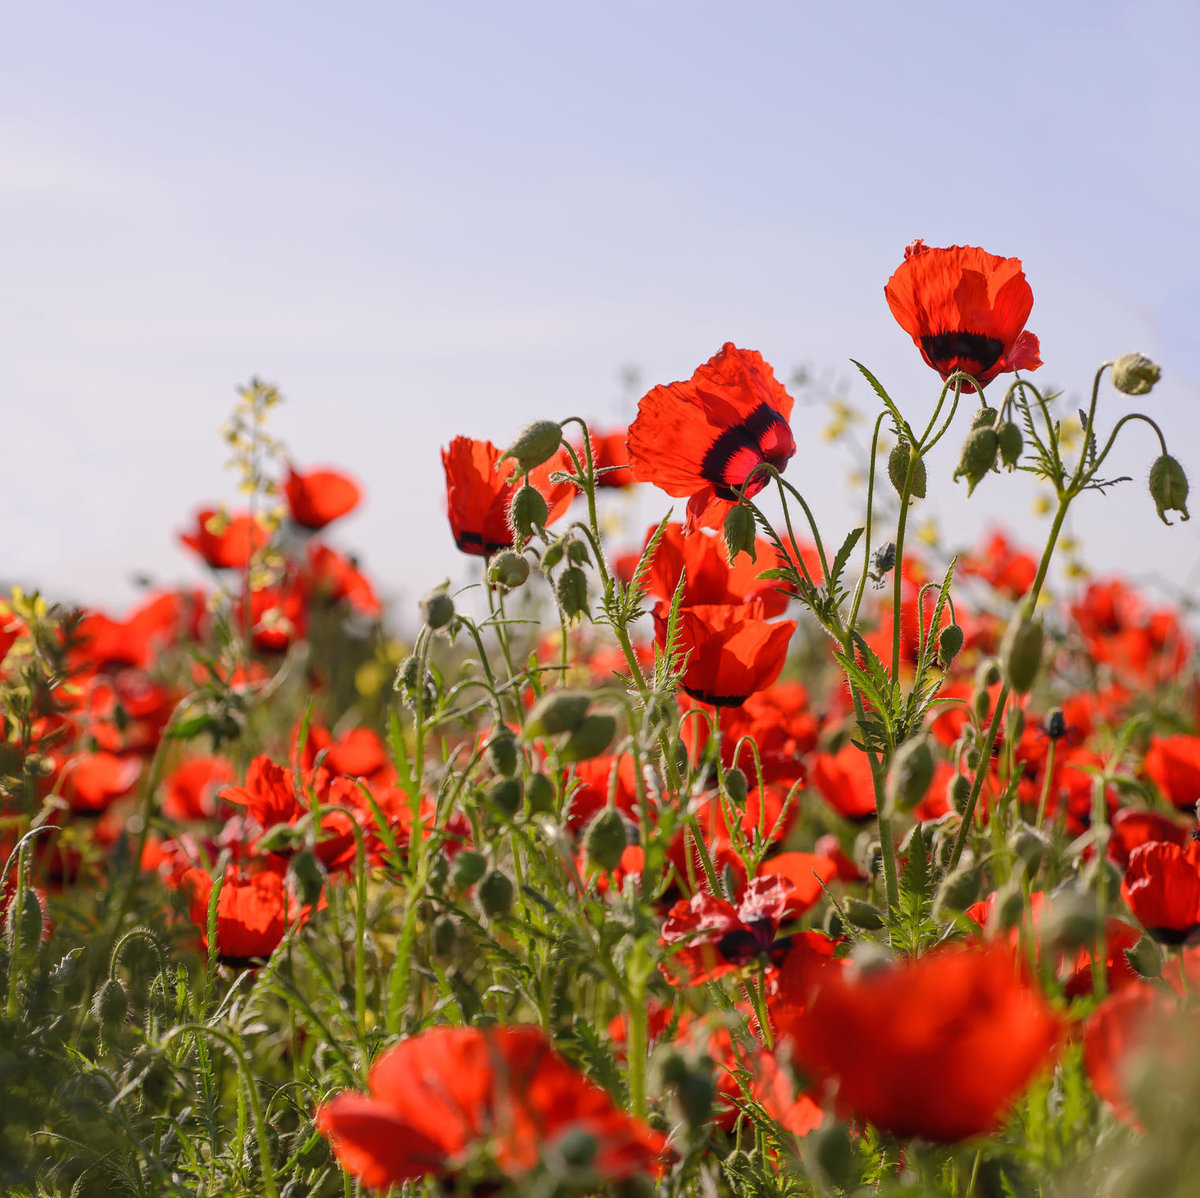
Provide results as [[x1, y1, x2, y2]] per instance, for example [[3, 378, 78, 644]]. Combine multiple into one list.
[[525, 690, 591, 738], [1112, 352, 1161, 396], [1149, 454, 1189, 525], [722, 502, 757, 562], [498, 420, 564, 474], [583, 806, 629, 872], [888, 438, 927, 499], [509, 484, 548, 541], [954, 427, 999, 496], [487, 550, 530, 590], [997, 421, 1023, 469], [1001, 611, 1044, 694], [886, 736, 934, 813], [419, 585, 455, 630], [555, 566, 589, 621]]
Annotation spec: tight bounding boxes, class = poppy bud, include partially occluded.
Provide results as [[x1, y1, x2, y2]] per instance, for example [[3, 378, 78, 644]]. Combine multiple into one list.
[[1001, 613, 1043, 694], [671, 1062, 717, 1131], [1012, 822, 1051, 875], [723, 502, 758, 563], [843, 897, 886, 930], [556, 1127, 599, 1171], [93, 977, 128, 1033], [947, 773, 972, 814], [509, 484, 548, 541], [972, 688, 991, 723], [5, 887, 43, 953], [555, 566, 589, 620], [1009, 706, 1025, 740], [997, 421, 1023, 469], [541, 538, 566, 570], [289, 849, 326, 908], [888, 438, 927, 500], [487, 550, 530, 590], [823, 905, 846, 939], [487, 777, 523, 820], [976, 658, 1002, 688], [567, 540, 591, 566], [938, 623, 964, 669], [1112, 352, 1161, 396], [1041, 888, 1101, 952], [525, 771, 555, 814], [450, 849, 488, 891], [1149, 453, 1189, 525], [255, 821, 308, 855], [558, 713, 617, 763], [583, 806, 629, 872], [886, 736, 934, 813], [499, 420, 563, 474], [724, 767, 749, 806], [954, 427, 999, 496], [988, 883, 1027, 936], [485, 731, 519, 777], [1124, 933, 1164, 980], [476, 869, 514, 919], [933, 861, 984, 917], [971, 405, 999, 430], [419, 586, 455, 630], [431, 914, 459, 960], [964, 747, 981, 771], [525, 690, 591, 738]]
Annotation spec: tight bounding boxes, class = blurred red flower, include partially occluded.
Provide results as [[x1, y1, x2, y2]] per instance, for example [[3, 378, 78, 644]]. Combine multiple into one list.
[[587, 427, 634, 489], [179, 508, 270, 569], [628, 343, 796, 532], [1121, 841, 1200, 944], [1143, 733, 1200, 811], [1083, 984, 1176, 1126], [284, 464, 362, 529]]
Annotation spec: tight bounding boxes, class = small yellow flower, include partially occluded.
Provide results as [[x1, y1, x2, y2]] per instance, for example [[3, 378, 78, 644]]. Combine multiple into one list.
[[1032, 493, 1052, 516]]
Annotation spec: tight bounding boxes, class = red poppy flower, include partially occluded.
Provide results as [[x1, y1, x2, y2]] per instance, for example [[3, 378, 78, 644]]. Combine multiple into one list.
[[808, 744, 879, 822], [284, 464, 362, 529], [441, 435, 575, 556], [627, 343, 796, 532], [1108, 806, 1191, 869], [885, 240, 1042, 390], [1121, 841, 1200, 944], [1143, 733, 1200, 811], [587, 427, 634, 489], [654, 600, 795, 708], [776, 944, 1062, 1143], [162, 755, 234, 821], [182, 863, 302, 965], [307, 542, 381, 616], [315, 1025, 668, 1190], [960, 530, 1038, 599], [58, 751, 142, 814], [179, 508, 270, 569]]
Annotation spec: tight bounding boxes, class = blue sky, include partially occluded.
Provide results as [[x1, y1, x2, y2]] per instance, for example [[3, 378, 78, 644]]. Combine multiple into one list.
[[5, 1, 1199, 616]]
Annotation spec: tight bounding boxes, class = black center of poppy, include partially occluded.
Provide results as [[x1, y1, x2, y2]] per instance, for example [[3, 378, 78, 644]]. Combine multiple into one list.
[[699, 403, 794, 500], [681, 683, 748, 708], [454, 529, 512, 556], [920, 331, 1005, 377]]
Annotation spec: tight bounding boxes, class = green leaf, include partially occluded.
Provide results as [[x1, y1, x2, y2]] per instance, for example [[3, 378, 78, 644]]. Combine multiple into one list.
[[851, 359, 911, 438]]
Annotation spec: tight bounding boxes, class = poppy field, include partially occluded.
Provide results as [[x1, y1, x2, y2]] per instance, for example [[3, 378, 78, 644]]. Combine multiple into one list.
[[5, 241, 1200, 1197]]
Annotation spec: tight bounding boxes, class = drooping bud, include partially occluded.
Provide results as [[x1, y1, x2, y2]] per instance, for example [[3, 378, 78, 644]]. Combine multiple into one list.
[[567, 540, 591, 566], [476, 869, 514, 919], [1125, 933, 1164, 980], [541, 538, 566, 571], [1149, 454, 1190, 525], [555, 566, 589, 621], [954, 427, 999, 496], [1112, 352, 1161, 396], [1040, 888, 1101, 952], [525, 772, 555, 814], [1012, 822, 1051, 875], [997, 421, 1023, 469], [723, 503, 757, 563], [558, 713, 616, 763], [972, 688, 991, 723], [487, 777, 523, 820], [449, 849, 488, 891], [525, 690, 591, 738], [498, 420, 563, 474], [886, 736, 934, 813], [92, 977, 129, 1033], [5, 887, 43, 952], [485, 730, 519, 777], [988, 883, 1026, 936], [947, 773, 972, 814], [971, 405, 999, 430], [976, 658, 1002, 688], [487, 550, 530, 590], [724, 767, 749, 806], [509, 484, 549, 541], [583, 807, 630, 872], [431, 913, 459, 960], [1001, 612, 1044, 694], [887, 438, 927, 500], [938, 623, 964, 669], [933, 861, 984, 917], [419, 585, 456, 630], [843, 897, 886, 930]]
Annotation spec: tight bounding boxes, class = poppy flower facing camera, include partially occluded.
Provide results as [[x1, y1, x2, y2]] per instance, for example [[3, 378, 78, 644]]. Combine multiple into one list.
[[627, 343, 796, 532], [885, 240, 1043, 390]]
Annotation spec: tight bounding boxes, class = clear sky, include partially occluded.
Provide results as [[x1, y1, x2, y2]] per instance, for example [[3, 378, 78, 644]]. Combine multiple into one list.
[[5, 1, 1199, 618]]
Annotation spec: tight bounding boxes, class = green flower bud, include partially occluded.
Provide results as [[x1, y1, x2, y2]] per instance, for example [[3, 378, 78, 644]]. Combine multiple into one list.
[[431, 914, 459, 960], [933, 862, 984, 917], [499, 420, 563, 474], [972, 688, 991, 723], [487, 777, 523, 820], [583, 806, 630, 872], [1009, 706, 1026, 740], [556, 1127, 599, 1170], [954, 427, 999, 496], [288, 850, 326, 908], [948, 773, 973, 814], [888, 438, 927, 500], [972, 405, 999, 430], [1041, 888, 1101, 952], [558, 713, 616, 763], [988, 883, 1026, 936], [541, 538, 566, 570], [810, 1119, 856, 1188], [673, 1065, 716, 1131], [997, 421, 1023, 469], [487, 550, 530, 590], [976, 658, 1002, 688], [525, 690, 591, 738], [1012, 822, 1051, 875], [449, 849, 488, 891], [723, 503, 758, 563], [1125, 933, 1164, 980], [938, 623, 964, 669], [476, 869, 514, 919], [485, 731, 519, 778], [93, 977, 128, 1033], [525, 772, 555, 814], [509, 484, 548, 541], [886, 736, 935, 813], [843, 897, 886, 930], [724, 767, 749, 806], [1001, 613, 1044, 694], [823, 905, 846, 939], [419, 586, 455, 630], [1112, 352, 1161, 396], [5, 886, 43, 952], [567, 540, 591, 566], [555, 566, 589, 620], [1149, 454, 1189, 526]]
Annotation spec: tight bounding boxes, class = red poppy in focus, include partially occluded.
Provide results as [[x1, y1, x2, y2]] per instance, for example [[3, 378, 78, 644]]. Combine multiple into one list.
[[628, 343, 796, 532], [885, 240, 1042, 391], [776, 944, 1062, 1143], [588, 427, 634, 489], [1121, 841, 1200, 944], [284, 464, 362, 529], [182, 864, 302, 965], [653, 601, 796, 707], [1108, 806, 1191, 869], [179, 508, 270, 569], [315, 1025, 668, 1191], [441, 436, 575, 556]]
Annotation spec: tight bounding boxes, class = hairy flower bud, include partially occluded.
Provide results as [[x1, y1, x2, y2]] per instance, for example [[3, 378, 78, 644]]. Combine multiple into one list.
[[558, 713, 616, 763], [1112, 352, 1161, 396], [509, 484, 549, 541], [723, 503, 758, 563], [525, 690, 591, 738], [1149, 454, 1189, 525], [888, 438, 927, 500], [556, 566, 589, 621], [988, 883, 1026, 936], [499, 420, 563, 474], [933, 861, 984, 917], [938, 623, 964, 669], [487, 550, 530, 590], [947, 773, 972, 814], [289, 850, 327, 908], [476, 869, 514, 919], [1125, 933, 1164, 980], [724, 767, 749, 806], [93, 977, 128, 1033], [583, 807, 630, 872], [997, 421, 1023, 469], [953, 427, 999, 496], [886, 736, 934, 813], [485, 730, 519, 778], [1001, 613, 1044, 694], [449, 849, 488, 891], [843, 897, 886, 930], [1012, 822, 1051, 875], [419, 586, 456, 630], [525, 772, 555, 814], [487, 777, 523, 820], [431, 914, 459, 960]]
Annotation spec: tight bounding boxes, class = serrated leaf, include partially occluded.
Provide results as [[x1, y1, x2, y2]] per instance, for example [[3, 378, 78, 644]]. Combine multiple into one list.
[[49, 946, 84, 988], [851, 359, 911, 438], [621, 510, 672, 623], [828, 526, 863, 596]]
